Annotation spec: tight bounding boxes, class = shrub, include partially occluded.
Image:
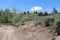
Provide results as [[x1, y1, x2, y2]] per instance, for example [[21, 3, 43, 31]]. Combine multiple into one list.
[[50, 18, 55, 23], [44, 18, 50, 27], [44, 17, 55, 27], [55, 22, 60, 35], [56, 22, 60, 27]]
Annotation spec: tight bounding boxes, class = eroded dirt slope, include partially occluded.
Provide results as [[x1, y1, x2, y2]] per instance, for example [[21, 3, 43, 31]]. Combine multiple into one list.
[[0, 21, 51, 40]]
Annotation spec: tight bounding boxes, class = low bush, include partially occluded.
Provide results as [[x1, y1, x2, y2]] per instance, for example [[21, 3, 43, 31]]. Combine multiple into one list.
[[44, 17, 55, 27], [55, 22, 60, 35]]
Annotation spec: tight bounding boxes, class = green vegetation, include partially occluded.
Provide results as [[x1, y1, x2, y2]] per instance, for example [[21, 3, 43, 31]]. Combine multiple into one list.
[[0, 8, 60, 33]]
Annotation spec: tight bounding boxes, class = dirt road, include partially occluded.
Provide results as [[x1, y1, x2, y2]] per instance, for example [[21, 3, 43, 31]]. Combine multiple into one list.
[[0, 25, 18, 40]]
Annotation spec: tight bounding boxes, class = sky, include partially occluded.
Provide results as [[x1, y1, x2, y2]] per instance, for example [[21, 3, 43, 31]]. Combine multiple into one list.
[[0, 0, 60, 12]]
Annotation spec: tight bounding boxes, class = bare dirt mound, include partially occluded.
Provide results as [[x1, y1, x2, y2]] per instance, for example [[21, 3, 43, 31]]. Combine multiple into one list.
[[0, 21, 51, 40], [15, 21, 51, 40]]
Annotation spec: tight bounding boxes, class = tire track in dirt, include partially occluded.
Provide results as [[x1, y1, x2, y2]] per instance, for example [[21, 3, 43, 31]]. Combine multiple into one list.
[[0, 26, 18, 40]]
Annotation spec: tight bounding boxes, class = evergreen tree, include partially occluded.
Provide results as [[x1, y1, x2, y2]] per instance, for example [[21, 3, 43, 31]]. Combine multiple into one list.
[[38, 12, 43, 16], [27, 11, 29, 14], [34, 11, 38, 14], [44, 11, 48, 16], [52, 7, 58, 14], [24, 12, 26, 14]]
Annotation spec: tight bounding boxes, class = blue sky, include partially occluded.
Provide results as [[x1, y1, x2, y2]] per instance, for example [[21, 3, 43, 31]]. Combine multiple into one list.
[[0, 0, 60, 12]]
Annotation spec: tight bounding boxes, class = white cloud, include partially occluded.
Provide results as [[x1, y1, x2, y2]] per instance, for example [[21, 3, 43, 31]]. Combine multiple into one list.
[[31, 6, 42, 11]]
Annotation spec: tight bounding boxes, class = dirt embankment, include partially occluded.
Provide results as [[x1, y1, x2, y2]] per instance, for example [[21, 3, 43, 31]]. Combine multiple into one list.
[[0, 21, 52, 40]]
